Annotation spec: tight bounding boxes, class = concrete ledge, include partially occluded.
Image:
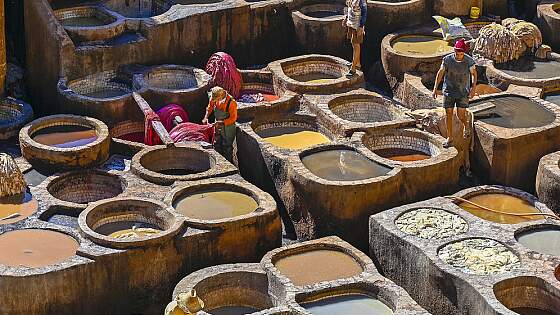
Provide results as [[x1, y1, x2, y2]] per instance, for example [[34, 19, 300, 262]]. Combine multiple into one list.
[[536, 151, 560, 214]]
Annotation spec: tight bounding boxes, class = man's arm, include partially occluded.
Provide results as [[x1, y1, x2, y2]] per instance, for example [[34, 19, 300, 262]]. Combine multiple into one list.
[[433, 67, 445, 98], [359, 0, 367, 32], [469, 66, 477, 99], [202, 102, 214, 124]]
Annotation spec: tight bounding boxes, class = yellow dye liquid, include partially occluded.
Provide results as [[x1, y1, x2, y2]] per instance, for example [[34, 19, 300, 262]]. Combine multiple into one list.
[[458, 193, 543, 224], [263, 131, 330, 150], [392, 35, 453, 56], [174, 191, 258, 220]]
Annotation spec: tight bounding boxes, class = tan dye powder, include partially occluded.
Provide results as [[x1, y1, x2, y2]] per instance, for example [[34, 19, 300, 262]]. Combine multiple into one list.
[[263, 131, 330, 150], [0, 192, 38, 224], [0, 229, 79, 267], [458, 193, 542, 224], [392, 35, 453, 56], [274, 249, 363, 286], [175, 191, 258, 220]]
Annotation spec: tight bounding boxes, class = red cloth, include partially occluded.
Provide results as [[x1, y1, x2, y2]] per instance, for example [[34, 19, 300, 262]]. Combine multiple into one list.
[[169, 123, 215, 144], [205, 52, 243, 99], [144, 110, 162, 146], [157, 104, 189, 131]]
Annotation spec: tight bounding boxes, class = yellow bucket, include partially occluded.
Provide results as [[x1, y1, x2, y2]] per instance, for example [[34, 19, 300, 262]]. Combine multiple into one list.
[[470, 6, 481, 19]]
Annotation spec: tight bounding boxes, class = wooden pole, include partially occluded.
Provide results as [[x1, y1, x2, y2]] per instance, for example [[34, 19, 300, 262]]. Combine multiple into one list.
[[132, 92, 174, 146]]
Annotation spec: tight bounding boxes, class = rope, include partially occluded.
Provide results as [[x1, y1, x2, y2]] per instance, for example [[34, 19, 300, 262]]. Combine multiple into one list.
[[444, 195, 560, 220]]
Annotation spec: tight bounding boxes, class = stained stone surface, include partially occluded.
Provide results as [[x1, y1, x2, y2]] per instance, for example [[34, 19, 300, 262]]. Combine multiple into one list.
[[438, 238, 520, 275], [395, 208, 468, 239]]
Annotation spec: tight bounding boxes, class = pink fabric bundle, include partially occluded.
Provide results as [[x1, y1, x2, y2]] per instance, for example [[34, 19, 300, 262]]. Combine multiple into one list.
[[144, 110, 162, 146], [205, 52, 243, 99], [156, 104, 190, 130], [169, 123, 215, 144]]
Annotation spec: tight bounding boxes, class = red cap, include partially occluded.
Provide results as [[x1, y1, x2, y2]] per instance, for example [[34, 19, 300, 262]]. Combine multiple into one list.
[[454, 39, 467, 52]]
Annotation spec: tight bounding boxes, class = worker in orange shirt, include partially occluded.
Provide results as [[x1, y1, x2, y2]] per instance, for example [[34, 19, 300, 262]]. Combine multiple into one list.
[[202, 86, 238, 162]]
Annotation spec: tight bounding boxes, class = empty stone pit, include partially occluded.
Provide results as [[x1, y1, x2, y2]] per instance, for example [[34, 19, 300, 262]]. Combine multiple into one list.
[[0, 96, 34, 140], [19, 114, 110, 170], [79, 197, 182, 248], [494, 276, 560, 315], [58, 71, 135, 126], [471, 95, 560, 190], [109, 120, 146, 154], [54, 6, 124, 43], [47, 170, 126, 205], [132, 144, 237, 185]]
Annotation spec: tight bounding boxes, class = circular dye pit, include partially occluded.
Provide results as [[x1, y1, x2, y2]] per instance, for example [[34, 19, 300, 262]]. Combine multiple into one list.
[[374, 148, 431, 162], [301, 149, 392, 181], [258, 127, 330, 150], [438, 238, 519, 275], [544, 92, 560, 106], [0, 229, 78, 268], [457, 193, 543, 224], [207, 306, 259, 315], [395, 208, 468, 239], [139, 147, 212, 176], [0, 192, 38, 225], [302, 294, 393, 315], [143, 68, 209, 91], [510, 308, 554, 315], [56, 7, 116, 28], [103, 0, 171, 18], [48, 171, 125, 204], [298, 4, 345, 19], [516, 227, 560, 256], [96, 221, 161, 239], [32, 124, 98, 148], [328, 96, 404, 123], [110, 120, 145, 144], [274, 249, 363, 286], [472, 96, 555, 128], [392, 35, 453, 56], [496, 57, 560, 80], [67, 71, 132, 99], [173, 190, 258, 221], [494, 276, 560, 315]]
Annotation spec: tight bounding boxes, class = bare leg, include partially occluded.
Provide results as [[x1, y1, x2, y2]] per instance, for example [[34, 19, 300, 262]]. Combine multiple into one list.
[[355, 43, 361, 70], [351, 42, 360, 71], [457, 107, 468, 137], [445, 107, 454, 141]]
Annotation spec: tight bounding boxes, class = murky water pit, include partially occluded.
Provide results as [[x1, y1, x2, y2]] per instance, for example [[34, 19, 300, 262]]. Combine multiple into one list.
[[301, 149, 391, 181], [172, 188, 258, 221], [496, 56, 560, 80], [472, 96, 556, 129]]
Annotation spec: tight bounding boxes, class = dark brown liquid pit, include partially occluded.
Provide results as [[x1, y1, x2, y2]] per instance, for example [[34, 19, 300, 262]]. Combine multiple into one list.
[[0, 229, 79, 268], [274, 249, 363, 286], [472, 96, 555, 128], [458, 193, 542, 224], [95, 221, 161, 238], [511, 307, 554, 315], [305, 10, 344, 18], [208, 306, 259, 315], [83, 88, 129, 99], [158, 168, 199, 176], [374, 148, 431, 162], [32, 125, 98, 148], [0, 192, 38, 225], [302, 149, 392, 181]]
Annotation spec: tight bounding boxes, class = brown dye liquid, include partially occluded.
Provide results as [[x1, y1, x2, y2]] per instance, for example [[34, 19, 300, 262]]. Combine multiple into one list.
[[96, 221, 161, 238], [260, 127, 330, 150], [61, 16, 107, 27], [374, 148, 431, 162], [511, 308, 554, 315], [392, 35, 453, 56], [474, 84, 501, 96], [274, 249, 363, 286], [208, 306, 259, 315], [472, 96, 555, 128], [0, 192, 38, 225], [33, 125, 97, 148], [0, 229, 79, 267], [458, 193, 542, 224], [301, 149, 392, 181], [174, 191, 258, 220]]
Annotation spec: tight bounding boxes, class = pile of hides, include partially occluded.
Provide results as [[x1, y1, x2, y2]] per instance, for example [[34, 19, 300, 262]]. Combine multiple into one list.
[[169, 122, 215, 144], [0, 153, 26, 198], [205, 52, 243, 99], [473, 19, 544, 64]]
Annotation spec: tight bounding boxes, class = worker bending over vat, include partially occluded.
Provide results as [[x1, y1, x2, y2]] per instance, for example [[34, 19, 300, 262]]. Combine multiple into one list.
[[432, 39, 477, 148], [203, 86, 238, 162]]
